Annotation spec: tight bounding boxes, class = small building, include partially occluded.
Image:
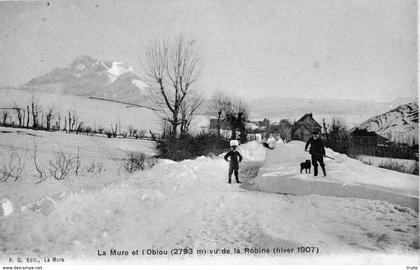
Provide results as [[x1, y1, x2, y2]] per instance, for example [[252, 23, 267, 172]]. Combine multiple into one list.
[[291, 113, 322, 142], [349, 128, 388, 146]]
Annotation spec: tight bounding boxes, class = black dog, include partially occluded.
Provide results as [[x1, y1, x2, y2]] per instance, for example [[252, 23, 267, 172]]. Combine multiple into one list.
[[300, 160, 311, 174]]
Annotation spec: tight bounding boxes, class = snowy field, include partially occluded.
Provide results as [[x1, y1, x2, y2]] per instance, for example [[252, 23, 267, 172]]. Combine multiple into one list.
[[0, 129, 418, 264], [0, 126, 155, 208]]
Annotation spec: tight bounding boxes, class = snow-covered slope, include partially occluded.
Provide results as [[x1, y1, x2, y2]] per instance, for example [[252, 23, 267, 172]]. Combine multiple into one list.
[[0, 88, 211, 135], [22, 55, 150, 105], [0, 88, 161, 134], [351, 102, 418, 145]]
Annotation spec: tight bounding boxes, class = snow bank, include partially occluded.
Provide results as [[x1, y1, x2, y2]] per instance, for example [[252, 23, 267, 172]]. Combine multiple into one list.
[[237, 141, 266, 161], [0, 199, 13, 217], [250, 141, 419, 210], [21, 197, 57, 216], [356, 155, 418, 174]]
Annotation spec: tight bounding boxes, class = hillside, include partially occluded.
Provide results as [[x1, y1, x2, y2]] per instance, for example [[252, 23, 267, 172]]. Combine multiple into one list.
[[351, 102, 418, 145], [0, 88, 161, 134], [22, 55, 150, 105]]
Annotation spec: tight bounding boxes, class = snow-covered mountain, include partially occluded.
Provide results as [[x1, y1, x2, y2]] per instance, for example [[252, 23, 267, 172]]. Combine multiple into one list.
[[22, 55, 150, 105], [352, 102, 419, 145]]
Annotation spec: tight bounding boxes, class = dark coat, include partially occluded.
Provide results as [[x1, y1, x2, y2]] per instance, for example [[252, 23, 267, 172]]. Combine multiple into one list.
[[224, 150, 243, 169], [305, 137, 325, 156]]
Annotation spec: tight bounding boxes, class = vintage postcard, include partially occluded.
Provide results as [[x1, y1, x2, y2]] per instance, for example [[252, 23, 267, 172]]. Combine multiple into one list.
[[0, 0, 418, 268]]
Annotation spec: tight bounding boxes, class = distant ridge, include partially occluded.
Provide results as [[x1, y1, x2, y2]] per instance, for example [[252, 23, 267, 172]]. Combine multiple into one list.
[[351, 102, 418, 145]]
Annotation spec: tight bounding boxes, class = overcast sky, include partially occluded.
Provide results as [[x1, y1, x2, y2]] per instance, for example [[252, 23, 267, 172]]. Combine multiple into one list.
[[0, 0, 417, 102]]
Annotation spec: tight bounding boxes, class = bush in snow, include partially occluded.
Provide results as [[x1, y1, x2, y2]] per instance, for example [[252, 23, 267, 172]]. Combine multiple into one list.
[[156, 132, 229, 161], [85, 159, 104, 174], [122, 152, 156, 173], [0, 146, 26, 182], [48, 151, 76, 180]]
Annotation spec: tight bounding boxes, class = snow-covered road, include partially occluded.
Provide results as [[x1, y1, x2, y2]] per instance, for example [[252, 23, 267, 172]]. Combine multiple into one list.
[[251, 141, 419, 209]]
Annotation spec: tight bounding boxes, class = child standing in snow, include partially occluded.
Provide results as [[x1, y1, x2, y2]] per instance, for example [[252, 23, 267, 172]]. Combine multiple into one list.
[[304, 130, 327, 176], [224, 140, 243, 184]]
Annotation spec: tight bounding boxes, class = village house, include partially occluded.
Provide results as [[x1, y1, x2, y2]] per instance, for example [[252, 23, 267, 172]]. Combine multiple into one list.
[[291, 113, 322, 142]]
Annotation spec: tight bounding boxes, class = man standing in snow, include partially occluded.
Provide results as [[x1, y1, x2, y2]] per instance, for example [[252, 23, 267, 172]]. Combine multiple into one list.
[[305, 130, 327, 176], [224, 140, 243, 184]]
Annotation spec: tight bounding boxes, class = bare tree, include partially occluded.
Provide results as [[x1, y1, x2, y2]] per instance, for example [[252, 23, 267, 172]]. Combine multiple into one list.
[[32, 138, 48, 183], [26, 105, 30, 127], [144, 36, 201, 138], [180, 95, 202, 134], [227, 99, 249, 141], [85, 158, 104, 174], [76, 121, 84, 134], [0, 146, 26, 182], [16, 108, 23, 127], [11, 103, 24, 127], [30, 94, 41, 129], [48, 151, 76, 180], [210, 92, 232, 138], [159, 119, 171, 139], [75, 146, 81, 176], [45, 106, 55, 131], [57, 114, 62, 130], [107, 123, 118, 138], [1, 109, 9, 125]]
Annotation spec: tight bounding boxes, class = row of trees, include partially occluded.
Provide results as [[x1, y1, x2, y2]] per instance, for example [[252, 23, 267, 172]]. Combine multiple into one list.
[[0, 97, 85, 133], [0, 101, 147, 139]]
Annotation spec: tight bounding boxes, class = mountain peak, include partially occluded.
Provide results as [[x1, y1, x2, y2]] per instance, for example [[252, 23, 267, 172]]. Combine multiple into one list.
[[22, 56, 149, 104], [70, 55, 100, 72], [71, 55, 97, 65]]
